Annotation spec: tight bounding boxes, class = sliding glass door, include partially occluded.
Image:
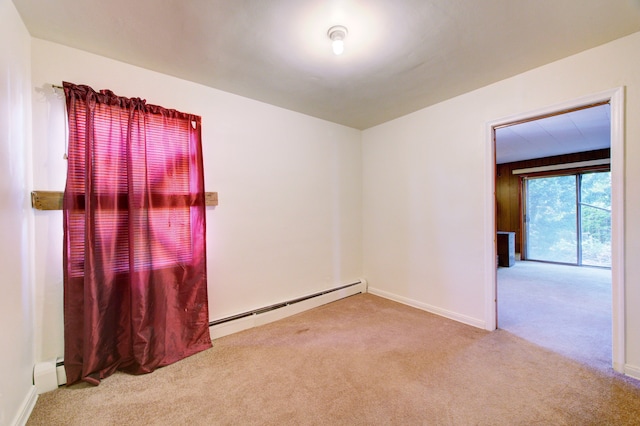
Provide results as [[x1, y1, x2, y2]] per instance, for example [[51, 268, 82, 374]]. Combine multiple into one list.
[[524, 171, 610, 267], [525, 175, 577, 263], [580, 172, 612, 267]]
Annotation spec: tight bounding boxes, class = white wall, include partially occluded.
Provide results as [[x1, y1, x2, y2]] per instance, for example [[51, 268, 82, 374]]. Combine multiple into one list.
[[30, 39, 363, 361], [20, 13, 640, 402], [0, 0, 37, 423], [362, 31, 640, 376]]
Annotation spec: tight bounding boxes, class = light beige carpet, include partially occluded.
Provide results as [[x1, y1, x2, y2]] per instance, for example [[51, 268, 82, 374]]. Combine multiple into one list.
[[498, 261, 612, 371], [28, 293, 640, 425]]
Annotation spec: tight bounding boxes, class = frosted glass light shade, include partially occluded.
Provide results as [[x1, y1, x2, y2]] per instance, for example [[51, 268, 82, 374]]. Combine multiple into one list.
[[332, 39, 344, 55], [328, 25, 348, 56]]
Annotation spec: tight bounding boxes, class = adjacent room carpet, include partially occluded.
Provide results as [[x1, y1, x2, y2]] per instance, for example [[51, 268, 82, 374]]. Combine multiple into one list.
[[498, 260, 612, 371], [28, 293, 640, 425]]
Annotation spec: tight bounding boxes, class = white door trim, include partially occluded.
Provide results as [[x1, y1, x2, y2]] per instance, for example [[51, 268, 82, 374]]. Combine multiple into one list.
[[484, 87, 626, 374]]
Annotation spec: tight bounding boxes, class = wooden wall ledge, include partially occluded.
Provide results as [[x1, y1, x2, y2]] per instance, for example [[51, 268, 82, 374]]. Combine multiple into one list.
[[31, 191, 218, 210]]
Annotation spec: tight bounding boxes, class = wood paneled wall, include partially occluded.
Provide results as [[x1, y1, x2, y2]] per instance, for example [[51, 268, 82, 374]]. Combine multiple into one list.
[[495, 148, 610, 255]]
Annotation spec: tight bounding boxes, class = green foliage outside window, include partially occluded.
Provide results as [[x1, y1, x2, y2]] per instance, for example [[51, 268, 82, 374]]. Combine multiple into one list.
[[526, 171, 610, 267]]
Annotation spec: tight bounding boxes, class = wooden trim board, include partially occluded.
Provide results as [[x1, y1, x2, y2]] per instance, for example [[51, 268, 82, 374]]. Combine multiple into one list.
[[31, 191, 218, 210]]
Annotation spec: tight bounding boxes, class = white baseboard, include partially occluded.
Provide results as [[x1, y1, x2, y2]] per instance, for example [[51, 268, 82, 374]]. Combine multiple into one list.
[[624, 363, 640, 381], [11, 386, 37, 426], [210, 281, 366, 340], [367, 286, 486, 329]]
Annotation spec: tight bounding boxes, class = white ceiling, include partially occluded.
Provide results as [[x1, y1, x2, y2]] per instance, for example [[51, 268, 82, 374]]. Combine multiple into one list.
[[495, 104, 611, 164], [11, 0, 639, 161]]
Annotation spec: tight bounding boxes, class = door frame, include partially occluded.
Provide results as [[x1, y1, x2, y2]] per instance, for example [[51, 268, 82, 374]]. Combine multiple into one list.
[[484, 87, 625, 373]]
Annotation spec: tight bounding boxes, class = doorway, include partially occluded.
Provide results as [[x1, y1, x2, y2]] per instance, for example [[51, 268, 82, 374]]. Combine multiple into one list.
[[485, 88, 625, 373]]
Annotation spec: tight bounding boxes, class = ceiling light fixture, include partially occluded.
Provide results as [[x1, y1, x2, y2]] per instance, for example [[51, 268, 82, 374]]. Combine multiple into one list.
[[327, 25, 348, 55]]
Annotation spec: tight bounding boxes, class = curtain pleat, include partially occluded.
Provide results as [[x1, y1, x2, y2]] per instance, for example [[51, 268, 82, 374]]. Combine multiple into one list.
[[63, 82, 211, 386]]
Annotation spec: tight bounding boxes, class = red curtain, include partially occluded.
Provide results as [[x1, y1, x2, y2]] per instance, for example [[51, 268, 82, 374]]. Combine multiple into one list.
[[62, 82, 211, 386]]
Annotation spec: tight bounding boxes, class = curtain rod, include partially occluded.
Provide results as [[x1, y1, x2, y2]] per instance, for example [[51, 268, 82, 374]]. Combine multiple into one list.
[[51, 84, 63, 90]]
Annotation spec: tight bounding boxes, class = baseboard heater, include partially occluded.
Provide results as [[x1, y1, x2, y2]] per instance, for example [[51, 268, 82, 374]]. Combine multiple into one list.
[[208, 280, 367, 339], [33, 279, 367, 393], [210, 281, 363, 327]]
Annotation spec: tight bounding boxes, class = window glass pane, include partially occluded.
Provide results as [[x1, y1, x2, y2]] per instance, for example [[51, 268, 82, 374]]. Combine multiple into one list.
[[580, 172, 611, 267], [526, 175, 577, 263]]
